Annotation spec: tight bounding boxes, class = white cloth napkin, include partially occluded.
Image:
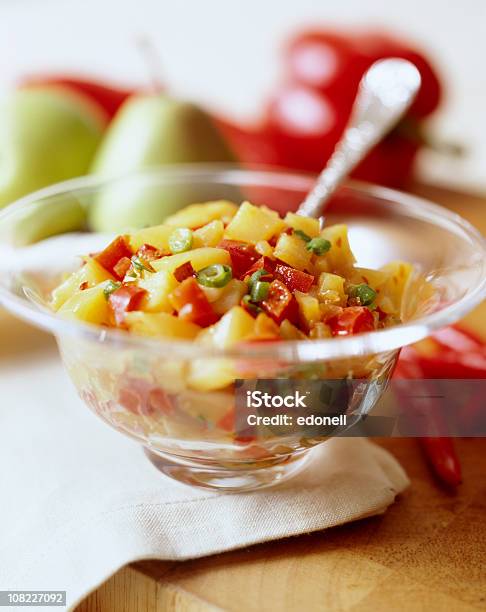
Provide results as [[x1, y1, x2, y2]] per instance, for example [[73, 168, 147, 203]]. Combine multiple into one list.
[[0, 314, 409, 611]]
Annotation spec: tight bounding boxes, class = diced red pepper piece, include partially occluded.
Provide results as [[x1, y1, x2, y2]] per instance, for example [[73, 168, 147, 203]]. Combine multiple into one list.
[[136, 243, 164, 261], [94, 235, 133, 279], [327, 306, 375, 336], [261, 279, 299, 325], [218, 240, 261, 279], [113, 256, 132, 279], [243, 256, 277, 279], [169, 277, 219, 327], [173, 261, 196, 282], [274, 263, 314, 293], [109, 284, 147, 325]]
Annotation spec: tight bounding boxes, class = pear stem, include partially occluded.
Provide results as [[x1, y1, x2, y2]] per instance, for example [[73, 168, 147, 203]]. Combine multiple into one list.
[[135, 35, 164, 94]]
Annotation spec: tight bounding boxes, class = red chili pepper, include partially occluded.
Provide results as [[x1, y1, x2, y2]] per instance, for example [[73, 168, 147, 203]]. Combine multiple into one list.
[[243, 256, 277, 279], [94, 235, 133, 279], [394, 349, 462, 488], [21, 75, 135, 118], [327, 306, 375, 336], [136, 243, 163, 261], [169, 278, 218, 327], [274, 263, 314, 293], [261, 279, 299, 325], [173, 261, 196, 282], [113, 256, 132, 280], [109, 284, 147, 325], [218, 240, 261, 279], [419, 437, 462, 487]]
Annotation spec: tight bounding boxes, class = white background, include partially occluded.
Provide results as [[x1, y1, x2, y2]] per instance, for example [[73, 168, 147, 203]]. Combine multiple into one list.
[[1, 0, 485, 191]]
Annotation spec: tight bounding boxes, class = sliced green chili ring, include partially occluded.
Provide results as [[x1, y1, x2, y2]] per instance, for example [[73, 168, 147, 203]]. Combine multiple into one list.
[[103, 280, 121, 299], [348, 283, 377, 306], [248, 268, 270, 289], [197, 264, 233, 288], [251, 280, 270, 302], [242, 294, 263, 314], [168, 228, 193, 254], [131, 255, 153, 272], [306, 237, 331, 255], [293, 229, 312, 243]]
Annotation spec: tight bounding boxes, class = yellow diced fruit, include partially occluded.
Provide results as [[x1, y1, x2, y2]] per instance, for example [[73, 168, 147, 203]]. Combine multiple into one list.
[[318, 272, 346, 305], [224, 201, 286, 243], [58, 282, 111, 325], [129, 224, 173, 251], [376, 261, 414, 315], [203, 306, 255, 349], [284, 213, 320, 238], [295, 291, 321, 328], [349, 266, 388, 290], [138, 270, 179, 313], [252, 312, 280, 340], [193, 220, 224, 248], [125, 312, 201, 339], [151, 247, 230, 273], [187, 359, 236, 391], [255, 240, 274, 258], [273, 233, 312, 271], [280, 319, 307, 340], [320, 224, 356, 272], [164, 200, 238, 229], [50, 258, 115, 310], [211, 279, 248, 316]]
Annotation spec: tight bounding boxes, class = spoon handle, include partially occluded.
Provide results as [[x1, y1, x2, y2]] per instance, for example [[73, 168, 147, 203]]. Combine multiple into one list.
[[297, 58, 421, 218]]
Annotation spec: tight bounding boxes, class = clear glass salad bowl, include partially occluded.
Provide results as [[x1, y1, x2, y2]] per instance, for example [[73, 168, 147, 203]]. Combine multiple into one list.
[[0, 166, 485, 491]]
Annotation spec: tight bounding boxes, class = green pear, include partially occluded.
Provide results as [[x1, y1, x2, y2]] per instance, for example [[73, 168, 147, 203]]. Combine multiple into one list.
[[89, 95, 237, 232], [0, 87, 106, 243], [0, 88, 105, 208]]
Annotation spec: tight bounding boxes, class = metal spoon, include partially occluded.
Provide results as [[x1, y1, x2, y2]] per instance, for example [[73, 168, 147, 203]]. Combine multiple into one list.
[[297, 58, 421, 218]]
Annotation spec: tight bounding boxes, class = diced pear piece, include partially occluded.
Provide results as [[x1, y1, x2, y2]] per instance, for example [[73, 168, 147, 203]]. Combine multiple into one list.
[[193, 220, 224, 248], [151, 247, 230, 273], [349, 266, 388, 291], [58, 282, 111, 325], [284, 212, 320, 238], [125, 312, 201, 339], [187, 359, 237, 391], [138, 270, 179, 312], [129, 224, 173, 251], [202, 306, 255, 349], [376, 261, 414, 315], [50, 258, 115, 310], [164, 200, 238, 228], [295, 291, 321, 327], [273, 233, 312, 271], [319, 224, 356, 272], [317, 272, 346, 305], [224, 202, 286, 243]]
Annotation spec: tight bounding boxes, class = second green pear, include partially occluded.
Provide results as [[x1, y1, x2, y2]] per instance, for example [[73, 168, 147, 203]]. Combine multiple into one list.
[[90, 95, 236, 232]]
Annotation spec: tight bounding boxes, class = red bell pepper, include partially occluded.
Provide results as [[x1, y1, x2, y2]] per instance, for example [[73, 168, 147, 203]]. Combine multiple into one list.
[[169, 278, 218, 327], [261, 280, 299, 325], [94, 235, 133, 280], [274, 263, 314, 293], [113, 257, 132, 280], [136, 243, 164, 261], [327, 306, 375, 336], [218, 240, 261, 279], [109, 284, 147, 325], [243, 256, 277, 279], [173, 261, 196, 282]]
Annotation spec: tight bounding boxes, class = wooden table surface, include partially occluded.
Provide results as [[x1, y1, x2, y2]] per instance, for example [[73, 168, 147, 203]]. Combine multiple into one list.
[[73, 184, 486, 612]]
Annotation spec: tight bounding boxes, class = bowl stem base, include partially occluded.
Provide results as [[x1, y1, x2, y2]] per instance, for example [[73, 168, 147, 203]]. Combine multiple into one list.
[[143, 447, 312, 492]]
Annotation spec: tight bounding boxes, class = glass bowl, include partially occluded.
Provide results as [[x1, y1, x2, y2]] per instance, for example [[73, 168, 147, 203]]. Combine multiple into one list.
[[0, 166, 485, 491]]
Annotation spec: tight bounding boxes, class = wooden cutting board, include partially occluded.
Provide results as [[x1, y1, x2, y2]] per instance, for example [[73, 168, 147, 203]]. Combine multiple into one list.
[[74, 184, 486, 612]]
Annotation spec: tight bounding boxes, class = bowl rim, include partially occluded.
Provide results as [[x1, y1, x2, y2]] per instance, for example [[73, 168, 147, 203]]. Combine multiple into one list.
[[1, 164, 485, 362]]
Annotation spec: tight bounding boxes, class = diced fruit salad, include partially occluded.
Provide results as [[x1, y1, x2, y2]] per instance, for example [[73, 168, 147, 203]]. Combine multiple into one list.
[[50, 200, 414, 344]]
